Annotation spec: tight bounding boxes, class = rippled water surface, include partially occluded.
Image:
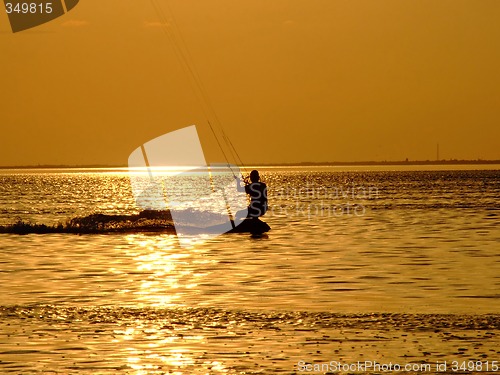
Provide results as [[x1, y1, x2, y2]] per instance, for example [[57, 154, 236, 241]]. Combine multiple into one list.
[[0, 166, 499, 373]]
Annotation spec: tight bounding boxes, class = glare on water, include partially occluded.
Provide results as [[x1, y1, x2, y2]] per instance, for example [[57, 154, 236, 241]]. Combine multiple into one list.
[[0, 167, 499, 373]]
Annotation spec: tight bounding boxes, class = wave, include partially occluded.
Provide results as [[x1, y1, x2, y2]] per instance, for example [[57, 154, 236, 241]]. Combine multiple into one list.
[[0, 210, 176, 235], [0, 305, 498, 330], [0, 210, 271, 235]]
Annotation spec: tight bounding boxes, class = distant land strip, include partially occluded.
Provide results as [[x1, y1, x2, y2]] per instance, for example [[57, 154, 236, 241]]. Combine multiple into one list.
[[0, 164, 127, 169], [0, 159, 500, 169], [0, 160, 499, 169], [259, 159, 500, 167]]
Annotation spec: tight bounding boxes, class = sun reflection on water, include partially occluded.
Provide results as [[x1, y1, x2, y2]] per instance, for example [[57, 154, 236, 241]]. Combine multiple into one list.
[[115, 318, 232, 374], [123, 235, 205, 308], [112, 236, 236, 373]]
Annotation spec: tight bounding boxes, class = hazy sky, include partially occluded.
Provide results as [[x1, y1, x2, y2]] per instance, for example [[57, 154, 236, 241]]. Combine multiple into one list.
[[1, 0, 499, 166]]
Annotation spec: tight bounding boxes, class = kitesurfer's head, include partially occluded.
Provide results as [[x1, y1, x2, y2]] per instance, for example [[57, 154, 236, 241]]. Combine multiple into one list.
[[250, 170, 260, 183]]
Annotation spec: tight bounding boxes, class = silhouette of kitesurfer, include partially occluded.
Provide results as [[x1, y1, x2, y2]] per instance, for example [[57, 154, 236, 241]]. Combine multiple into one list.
[[235, 170, 268, 219]]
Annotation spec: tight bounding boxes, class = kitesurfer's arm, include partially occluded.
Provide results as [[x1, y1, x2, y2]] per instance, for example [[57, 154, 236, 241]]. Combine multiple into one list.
[[235, 176, 246, 192]]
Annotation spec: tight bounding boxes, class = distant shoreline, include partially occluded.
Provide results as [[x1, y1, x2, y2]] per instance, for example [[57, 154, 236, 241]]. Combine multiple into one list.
[[0, 160, 499, 169], [256, 160, 500, 167]]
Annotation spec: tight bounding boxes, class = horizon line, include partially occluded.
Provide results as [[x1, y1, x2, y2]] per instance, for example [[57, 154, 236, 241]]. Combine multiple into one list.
[[1, 159, 500, 169]]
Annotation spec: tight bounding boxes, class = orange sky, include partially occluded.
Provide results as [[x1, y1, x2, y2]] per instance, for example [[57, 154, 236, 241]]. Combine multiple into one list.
[[1, 0, 499, 166]]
